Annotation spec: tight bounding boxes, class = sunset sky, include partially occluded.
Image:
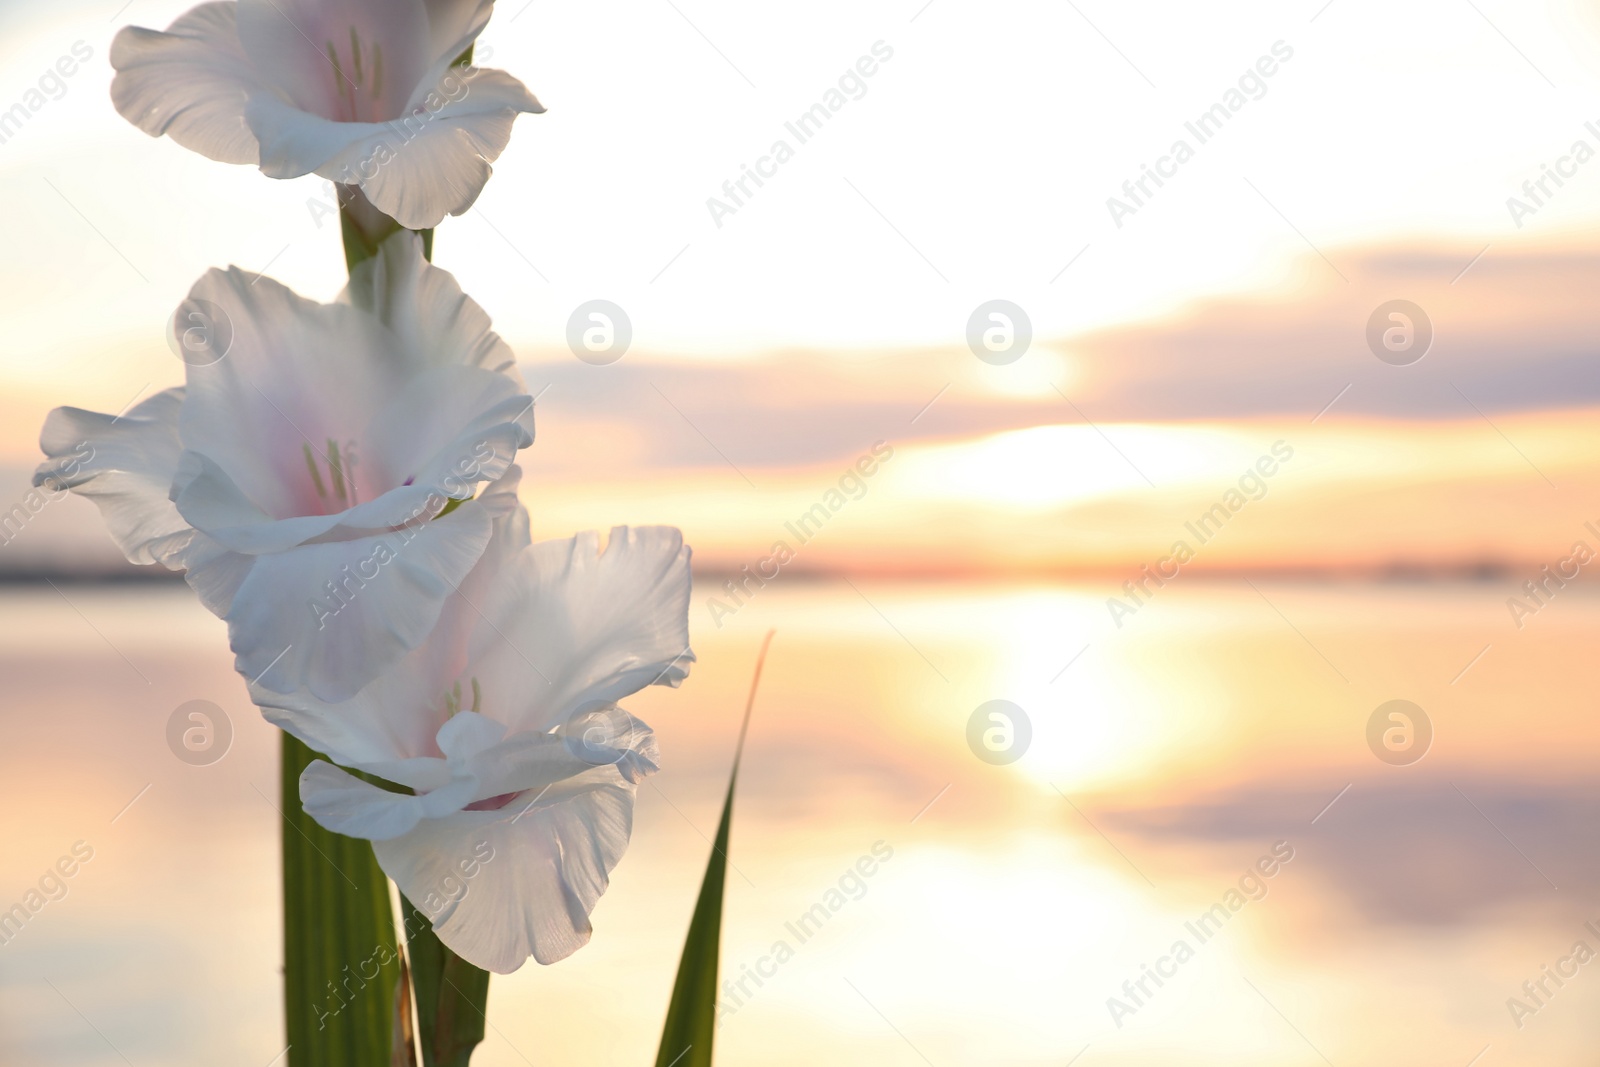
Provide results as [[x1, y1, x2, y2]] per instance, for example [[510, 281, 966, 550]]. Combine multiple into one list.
[[3, 0, 1600, 580]]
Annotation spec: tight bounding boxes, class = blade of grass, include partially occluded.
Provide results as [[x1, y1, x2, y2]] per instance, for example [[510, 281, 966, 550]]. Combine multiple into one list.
[[654, 631, 775, 1067]]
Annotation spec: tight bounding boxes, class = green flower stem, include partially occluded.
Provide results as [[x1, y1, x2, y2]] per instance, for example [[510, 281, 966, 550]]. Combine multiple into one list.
[[287, 39, 490, 1061], [400, 896, 491, 1067], [281, 732, 403, 1066]]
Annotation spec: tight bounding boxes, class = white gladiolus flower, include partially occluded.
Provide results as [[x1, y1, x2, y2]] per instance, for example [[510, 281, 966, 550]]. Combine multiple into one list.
[[111, 0, 544, 229], [258, 524, 694, 973], [34, 233, 534, 703]]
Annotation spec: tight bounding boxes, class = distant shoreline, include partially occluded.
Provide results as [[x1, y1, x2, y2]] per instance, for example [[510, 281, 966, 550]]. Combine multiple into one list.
[[0, 560, 1550, 586], [0, 568, 186, 585]]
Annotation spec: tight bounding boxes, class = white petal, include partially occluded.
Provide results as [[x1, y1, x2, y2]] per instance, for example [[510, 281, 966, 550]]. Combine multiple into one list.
[[344, 231, 520, 379], [241, 366, 529, 541], [300, 759, 476, 841], [170, 450, 340, 554], [423, 0, 494, 67], [350, 756, 460, 794], [176, 247, 528, 544], [323, 67, 543, 229], [230, 501, 495, 702], [251, 475, 529, 766], [436, 710, 507, 759], [375, 768, 643, 971], [110, 3, 262, 165], [259, 650, 448, 767], [467, 528, 695, 735], [244, 94, 386, 178], [549, 706, 661, 785], [406, 65, 543, 121], [177, 533, 255, 618], [172, 446, 495, 557], [235, 0, 432, 123], [179, 266, 400, 522], [470, 715, 658, 800], [474, 466, 531, 543], [34, 389, 192, 567], [362, 366, 532, 501]]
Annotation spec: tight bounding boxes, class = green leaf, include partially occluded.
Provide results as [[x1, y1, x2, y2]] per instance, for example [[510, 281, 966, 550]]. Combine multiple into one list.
[[281, 732, 404, 1066], [401, 895, 491, 1067], [655, 632, 774, 1067]]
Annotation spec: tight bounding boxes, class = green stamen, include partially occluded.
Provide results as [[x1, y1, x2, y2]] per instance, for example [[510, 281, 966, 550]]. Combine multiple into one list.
[[326, 439, 346, 502], [349, 27, 363, 83], [303, 443, 328, 498], [470, 678, 481, 714], [328, 39, 357, 118], [341, 439, 359, 505]]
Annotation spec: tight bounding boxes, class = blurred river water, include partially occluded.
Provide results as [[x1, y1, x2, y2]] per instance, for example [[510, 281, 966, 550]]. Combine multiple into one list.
[[1, 575, 1595, 1066]]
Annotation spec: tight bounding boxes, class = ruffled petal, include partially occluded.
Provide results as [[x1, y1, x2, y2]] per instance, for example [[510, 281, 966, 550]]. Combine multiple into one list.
[[171, 253, 528, 551], [361, 366, 532, 501], [252, 471, 529, 765], [344, 231, 520, 379], [473, 711, 659, 799], [175, 533, 255, 619], [34, 389, 192, 567], [225, 501, 495, 702], [170, 451, 338, 553], [375, 763, 645, 971], [110, 2, 262, 165], [244, 93, 386, 178], [467, 528, 695, 735], [178, 266, 399, 521], [436, 709, 507, 759], [181, 364, 530, 553], [319, 67, 543, 229], [300, 759, 477, 841], [172, 443, 510, 558]]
